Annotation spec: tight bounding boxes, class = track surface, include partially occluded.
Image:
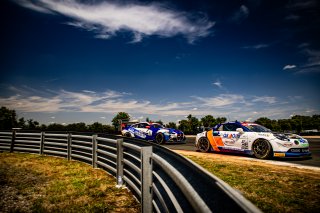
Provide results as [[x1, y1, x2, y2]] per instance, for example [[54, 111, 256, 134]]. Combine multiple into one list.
[[163, 137, 320, 168]]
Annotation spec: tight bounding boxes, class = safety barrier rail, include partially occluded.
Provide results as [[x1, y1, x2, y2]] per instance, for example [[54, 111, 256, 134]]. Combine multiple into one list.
[[0, 130, 261, 213]]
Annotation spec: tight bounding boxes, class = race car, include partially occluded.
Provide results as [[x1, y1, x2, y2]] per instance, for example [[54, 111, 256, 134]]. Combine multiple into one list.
[[195, 121, 311, 159], [122, 122, 186, 144]]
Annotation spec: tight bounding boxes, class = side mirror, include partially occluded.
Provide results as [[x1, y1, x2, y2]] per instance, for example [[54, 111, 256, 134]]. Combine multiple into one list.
[[236, 128, 244, 134]]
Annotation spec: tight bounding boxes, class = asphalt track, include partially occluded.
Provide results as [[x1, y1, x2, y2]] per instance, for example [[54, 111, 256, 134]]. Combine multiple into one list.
[[163, 136, 320, 168]]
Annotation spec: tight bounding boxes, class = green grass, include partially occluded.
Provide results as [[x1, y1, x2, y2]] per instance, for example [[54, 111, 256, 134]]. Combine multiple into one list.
[[181, 153, 320, 213], [0, 153, 140, 212]]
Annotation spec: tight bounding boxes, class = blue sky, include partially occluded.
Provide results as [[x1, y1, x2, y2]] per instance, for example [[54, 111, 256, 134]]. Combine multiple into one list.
[[1, 0, 320, 125]]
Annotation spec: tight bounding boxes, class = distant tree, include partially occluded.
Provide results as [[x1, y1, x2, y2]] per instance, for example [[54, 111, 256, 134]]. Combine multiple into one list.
[[18, 117, 26, 129], [46, 123, 66, 131], [166, 122, 177, 129], [178, 120, 189, 133], [187, 114, 199, 134], [154, 120, 164, 125], [278, 119, 292, 131], [201, 115, 216, 127], [103, 124, 115, 133], [216, 117, 227, 124], [146, 117, 150, 122], [88, 122, 105, 133], [0, 106, 18, 130], [255, 117, 273, 130], [66, 122, 87, 132], [312, 115, 320, 130], [39, 124, 47, 131], [112, 112, 130, 130], [26, 119, 39, 130]]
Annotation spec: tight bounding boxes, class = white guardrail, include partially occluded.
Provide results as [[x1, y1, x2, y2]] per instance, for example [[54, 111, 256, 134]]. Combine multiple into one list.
[[0, 130, 262, 213]]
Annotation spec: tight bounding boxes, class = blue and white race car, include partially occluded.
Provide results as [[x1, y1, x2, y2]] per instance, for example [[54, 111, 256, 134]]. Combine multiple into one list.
[[195, 121, 311, 159], [122, 122, 186, 144]]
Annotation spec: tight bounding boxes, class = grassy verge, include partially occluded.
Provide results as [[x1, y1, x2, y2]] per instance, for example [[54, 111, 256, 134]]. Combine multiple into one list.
[[177, 151, 320, 213], [0, 153, 140, 212]]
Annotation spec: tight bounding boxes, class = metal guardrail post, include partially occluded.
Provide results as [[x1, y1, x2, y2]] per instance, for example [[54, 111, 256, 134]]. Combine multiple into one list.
[[10, 129, 16, 153], [92, 134, 97, 168], [141, 146, 153, 213], [116, 139, 124, 187], [67, 133, 72, 161], [40, 132, 45, 155]]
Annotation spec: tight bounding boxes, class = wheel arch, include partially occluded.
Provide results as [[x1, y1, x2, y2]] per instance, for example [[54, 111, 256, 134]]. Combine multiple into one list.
[[252, 138, 274, 159], [252, 138, 274, 151]]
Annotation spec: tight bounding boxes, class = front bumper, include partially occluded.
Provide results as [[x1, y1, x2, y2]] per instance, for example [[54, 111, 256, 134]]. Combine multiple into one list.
[[273, 148, 311, 158], [167, 133, 186, 143]]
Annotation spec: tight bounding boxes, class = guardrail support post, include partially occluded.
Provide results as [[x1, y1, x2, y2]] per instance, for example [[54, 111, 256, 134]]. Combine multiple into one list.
[[141, 146, 153, 213], [40, 132, 45, 155], [10, 129, 16, 153], [116, 139, 124, 187], [92, 134, 97, 168], [67, 133, 72, 161]]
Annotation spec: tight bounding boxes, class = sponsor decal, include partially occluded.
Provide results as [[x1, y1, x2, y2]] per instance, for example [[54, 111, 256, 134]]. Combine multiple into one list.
[[222, 133, 240, 139], [274, 153, 285, 157], [129, 128, 147, 139], [299, 139, 307, 143], [258, 133, 270, 137], [219, 146, 243, 151], [241, 140, 248, 149], [223, 138, 236, 146]]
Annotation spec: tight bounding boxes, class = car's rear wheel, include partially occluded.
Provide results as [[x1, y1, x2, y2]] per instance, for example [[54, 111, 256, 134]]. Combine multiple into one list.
[[252, 139, 272, 159], [125, 132, 131, 137], [155, 133, 165, 144], [197, 137, 211, 152]]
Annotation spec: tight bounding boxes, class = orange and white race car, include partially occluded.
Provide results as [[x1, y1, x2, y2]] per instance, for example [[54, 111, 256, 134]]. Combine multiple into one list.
[[195, 121, 311, 159]]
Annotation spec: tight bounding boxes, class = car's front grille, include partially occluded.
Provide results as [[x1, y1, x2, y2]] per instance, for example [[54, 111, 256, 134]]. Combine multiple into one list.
[[177, 133, 184, 141]]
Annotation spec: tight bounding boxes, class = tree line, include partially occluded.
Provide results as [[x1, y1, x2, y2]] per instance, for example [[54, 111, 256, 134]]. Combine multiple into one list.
[[1, 106, 319, 134]]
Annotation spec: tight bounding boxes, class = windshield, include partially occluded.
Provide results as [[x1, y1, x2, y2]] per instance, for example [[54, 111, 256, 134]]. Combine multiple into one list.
[[153, 124, 164, 128], [246, 124, 271, 132]]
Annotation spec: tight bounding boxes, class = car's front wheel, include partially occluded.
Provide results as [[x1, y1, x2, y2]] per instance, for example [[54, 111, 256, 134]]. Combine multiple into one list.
[[155, 133, 165, 144], [125, 132, 131, 138], [252, 139, 272, 159], [197, 137, 211, 152]]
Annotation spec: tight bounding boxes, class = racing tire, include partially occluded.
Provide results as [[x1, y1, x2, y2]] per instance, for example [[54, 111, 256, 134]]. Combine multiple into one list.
[[125, 132, 132, 138], [252, 139, 273, 159], [155, 133, 165, 144], [197, 137, 211, 153]]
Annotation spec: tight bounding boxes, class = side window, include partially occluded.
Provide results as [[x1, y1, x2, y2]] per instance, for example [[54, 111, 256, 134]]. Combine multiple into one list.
[[139, 123, 148, 128], [223, 123, 238, 131]]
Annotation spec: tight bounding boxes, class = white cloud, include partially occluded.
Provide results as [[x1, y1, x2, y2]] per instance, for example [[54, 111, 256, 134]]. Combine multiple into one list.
[[242, 44, 269, 49], [212, 80, 222, 88], [252, 96, 277, 104], [283, 64, 297, 70], [15, 0, 214, 43], [192, 94, 245, 107], [291, 48, 320, 74], [1, 86, 318, 124], [231, 5, 249, 23]]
